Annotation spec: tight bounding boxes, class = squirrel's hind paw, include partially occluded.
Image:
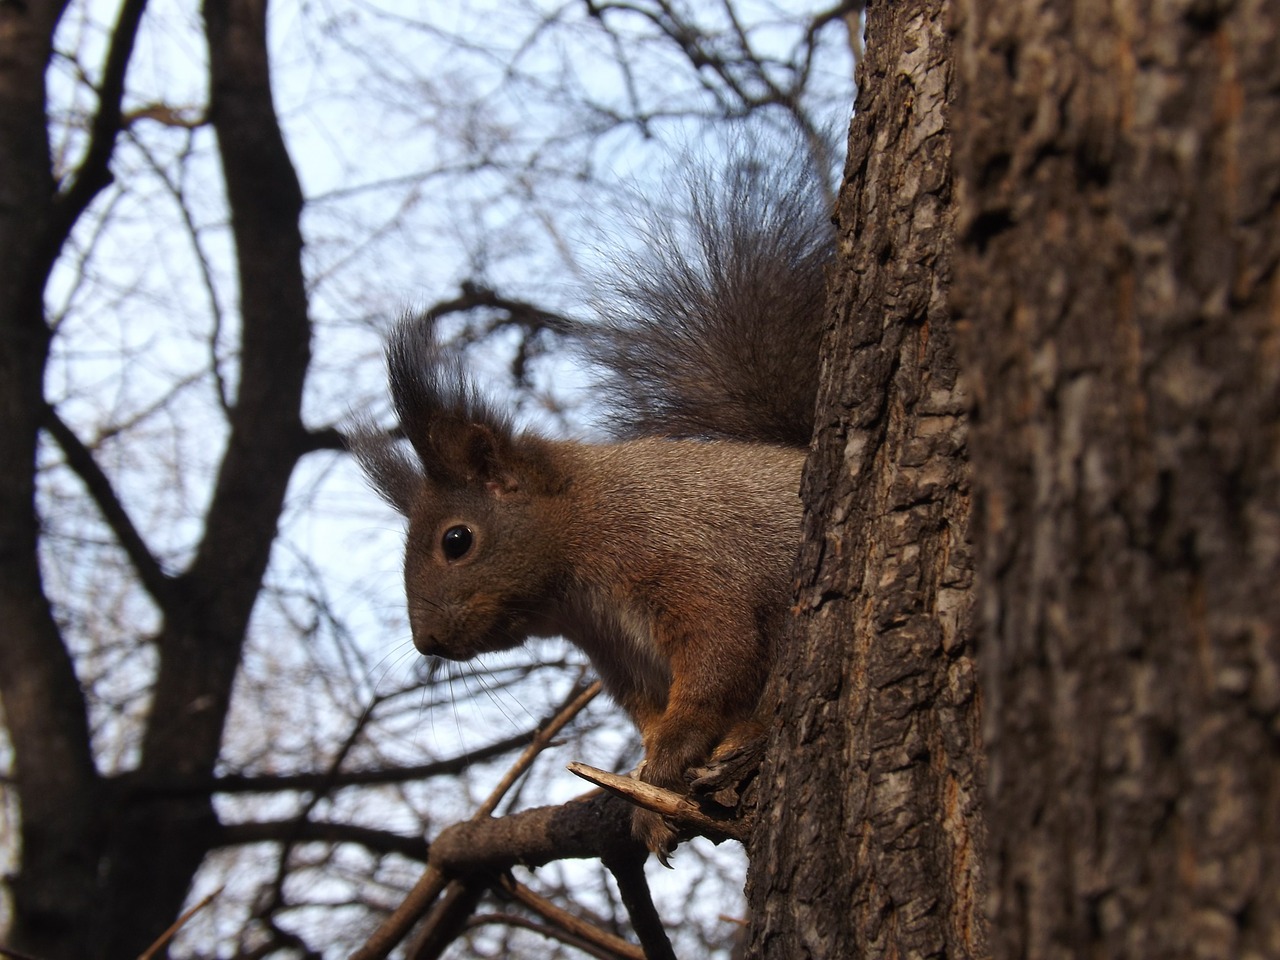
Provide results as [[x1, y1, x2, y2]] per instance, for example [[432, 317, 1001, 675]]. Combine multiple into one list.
[[632, 807, 677, 867]]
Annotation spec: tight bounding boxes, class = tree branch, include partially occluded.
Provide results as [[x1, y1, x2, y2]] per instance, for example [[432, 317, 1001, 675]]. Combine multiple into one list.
[[604, 854, 676, 960], [41, 403, 177, 611], [216, 819, 428, 861], [349, 681, 606, 960], [133, 720, 547, 800], [404, 881, 486, 960], [427, 790, 641, 877], [425, 280, 574, 344], [567, 761, 747, 841], [48, 0, 150, 249], [496, 875, 647, 960], [467, 911, 638, 960]]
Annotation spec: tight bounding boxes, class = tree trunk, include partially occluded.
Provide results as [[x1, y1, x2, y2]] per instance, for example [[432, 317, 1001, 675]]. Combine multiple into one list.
[[745, 2, 985, 957], [0, 0, 313, 955], [94, 1, 312, 955], [951, 1, 1280, 957], [0, 2, 122, 956]]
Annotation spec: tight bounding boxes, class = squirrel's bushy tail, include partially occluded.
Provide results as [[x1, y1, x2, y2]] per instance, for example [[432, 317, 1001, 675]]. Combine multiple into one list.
[[585, 141, 833, 446]]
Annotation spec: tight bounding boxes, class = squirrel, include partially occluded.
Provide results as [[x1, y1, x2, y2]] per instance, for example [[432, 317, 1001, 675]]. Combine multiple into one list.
[[351, 145, 832, 861]]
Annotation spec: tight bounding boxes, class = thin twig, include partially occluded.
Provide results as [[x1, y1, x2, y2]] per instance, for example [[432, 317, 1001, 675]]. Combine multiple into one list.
[[136, 885, 224, 960], [469, 910, 637, 960], [349, 866, 450, 960], [405, 879, 487, 960], [477, 680, 601, 817], [499, 874, 645, 960], [348, 680, 602, 960]]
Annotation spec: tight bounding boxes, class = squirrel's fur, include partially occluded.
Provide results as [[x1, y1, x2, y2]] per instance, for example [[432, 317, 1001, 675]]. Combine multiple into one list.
[[352, 148, 832, 859], [586, 146, 830, 443]]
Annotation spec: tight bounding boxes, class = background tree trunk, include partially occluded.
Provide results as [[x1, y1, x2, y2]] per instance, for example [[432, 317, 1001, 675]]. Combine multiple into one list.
[[0, 0, 312, 955], [0, 1, 136, 955], [91, 1, 312, 955], [745, 2, 986, 958], [951, 1, 1280, 957]]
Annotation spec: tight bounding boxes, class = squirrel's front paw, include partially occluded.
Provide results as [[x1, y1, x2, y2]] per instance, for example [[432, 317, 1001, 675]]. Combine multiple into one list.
[[632, 807, 677, 867]]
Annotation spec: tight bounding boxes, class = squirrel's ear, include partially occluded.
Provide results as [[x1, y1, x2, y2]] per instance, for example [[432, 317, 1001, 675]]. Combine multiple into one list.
[[385, 316, 546, 495], [422, 417, 523, 494]]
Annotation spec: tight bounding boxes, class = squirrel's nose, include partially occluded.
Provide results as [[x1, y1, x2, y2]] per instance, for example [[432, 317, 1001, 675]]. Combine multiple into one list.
[[412, 631, 441, 656]]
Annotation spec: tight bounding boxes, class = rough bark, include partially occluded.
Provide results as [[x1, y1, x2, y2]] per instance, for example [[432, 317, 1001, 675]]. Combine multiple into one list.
[[951, 1, 1280, 958], [745, 2, 985, 958]]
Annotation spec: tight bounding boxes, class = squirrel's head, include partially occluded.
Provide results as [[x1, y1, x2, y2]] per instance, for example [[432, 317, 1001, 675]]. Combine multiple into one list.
[[349, 318, 573, 661]]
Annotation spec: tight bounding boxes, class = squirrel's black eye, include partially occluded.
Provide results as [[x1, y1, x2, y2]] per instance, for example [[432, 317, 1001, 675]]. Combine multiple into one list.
[[441, 525, 474, 561]]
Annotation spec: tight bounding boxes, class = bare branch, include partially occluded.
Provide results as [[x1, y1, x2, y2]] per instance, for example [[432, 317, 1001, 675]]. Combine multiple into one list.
[[123, 103, 208, 129], [136, 885, 223, 960], [349, 680, 603, 960], [49, 0, 149, 250], [477, 680, 601, 818], [498, 874, 647, 960], [467, 912, 637, 960], [216, 820, 428, 862], [425, 280, 575, 339], [604, 854, 676, 960], [404, 881, 486, 960], [427, 790, 640, 877], [41, 403, 177, 611], [196, 729, 540, 796]]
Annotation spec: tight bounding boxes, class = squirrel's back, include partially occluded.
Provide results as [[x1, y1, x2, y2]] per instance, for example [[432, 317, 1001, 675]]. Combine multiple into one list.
[[584, 142, 833, 446]]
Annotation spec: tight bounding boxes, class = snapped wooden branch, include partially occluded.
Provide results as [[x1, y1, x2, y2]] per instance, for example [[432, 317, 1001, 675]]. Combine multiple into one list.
[[566, 762, 750, 843]]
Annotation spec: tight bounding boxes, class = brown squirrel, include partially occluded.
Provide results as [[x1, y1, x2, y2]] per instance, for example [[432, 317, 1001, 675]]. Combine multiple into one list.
[[352, 148, 832, 860]]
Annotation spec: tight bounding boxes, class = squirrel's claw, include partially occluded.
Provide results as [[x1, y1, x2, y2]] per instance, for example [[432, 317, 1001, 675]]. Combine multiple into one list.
[[632, 807, 677, 867]]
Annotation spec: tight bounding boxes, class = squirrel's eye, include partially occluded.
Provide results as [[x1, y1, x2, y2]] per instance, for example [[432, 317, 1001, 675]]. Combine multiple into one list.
[[441, 525, 474, 561]]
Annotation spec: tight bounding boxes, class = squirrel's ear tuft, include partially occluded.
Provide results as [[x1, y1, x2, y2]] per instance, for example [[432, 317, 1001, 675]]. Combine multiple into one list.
[[384, 315, 547, 494], [345, 423, 422, 515]]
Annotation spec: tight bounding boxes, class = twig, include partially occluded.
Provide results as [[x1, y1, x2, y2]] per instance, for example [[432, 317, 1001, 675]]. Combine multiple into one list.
[[405, 880, 486, 960], [566, 762, 747, 841], [498, 874, 645, 960], [348, 680, 602, 960], [349, 865, 449, 960], [468, 912, 634, 960], [136, 885, 223, 960], [477, 680, 601, 817]]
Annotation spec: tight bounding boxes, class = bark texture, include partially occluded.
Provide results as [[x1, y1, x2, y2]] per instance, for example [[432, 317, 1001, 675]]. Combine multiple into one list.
[[951, 2, 1280, 958], [745, 2, 985, 957]]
